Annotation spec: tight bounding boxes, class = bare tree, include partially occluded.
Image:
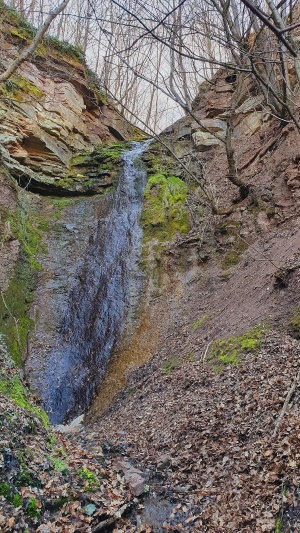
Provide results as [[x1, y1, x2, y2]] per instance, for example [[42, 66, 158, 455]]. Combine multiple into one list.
[[0, 0, 71, 82]]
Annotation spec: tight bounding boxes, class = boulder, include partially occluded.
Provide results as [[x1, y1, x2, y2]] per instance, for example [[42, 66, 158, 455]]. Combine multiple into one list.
[[192, 131, 223, 151]]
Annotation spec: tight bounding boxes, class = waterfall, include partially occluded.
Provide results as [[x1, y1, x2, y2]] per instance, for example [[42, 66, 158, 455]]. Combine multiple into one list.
[[40, 140, 152, 424]]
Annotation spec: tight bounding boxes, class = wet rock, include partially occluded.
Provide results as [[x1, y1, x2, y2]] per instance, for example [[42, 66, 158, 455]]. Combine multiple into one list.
[[54, 414, 84, 434]]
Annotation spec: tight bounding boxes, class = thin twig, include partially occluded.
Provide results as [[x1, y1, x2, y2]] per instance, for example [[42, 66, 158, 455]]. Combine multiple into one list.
[[272, 370, 300, 439], [92, 503, 129, 533], [202, 341, 213, 364]]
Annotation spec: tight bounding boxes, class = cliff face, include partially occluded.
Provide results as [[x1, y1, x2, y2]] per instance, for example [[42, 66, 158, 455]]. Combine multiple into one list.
[[0, 4, 144, 390], [0, 10, 140, 195]]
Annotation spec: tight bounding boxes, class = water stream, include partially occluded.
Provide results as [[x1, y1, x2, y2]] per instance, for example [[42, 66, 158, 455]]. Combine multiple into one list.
[[40, 140, 151, 424]]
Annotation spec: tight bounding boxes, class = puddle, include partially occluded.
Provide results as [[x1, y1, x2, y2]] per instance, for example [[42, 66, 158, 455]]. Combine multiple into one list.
[[138, 496, 174, 531]]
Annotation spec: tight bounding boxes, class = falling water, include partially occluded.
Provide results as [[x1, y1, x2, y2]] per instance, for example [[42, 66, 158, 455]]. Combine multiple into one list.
[[40, 140, 152, 424]]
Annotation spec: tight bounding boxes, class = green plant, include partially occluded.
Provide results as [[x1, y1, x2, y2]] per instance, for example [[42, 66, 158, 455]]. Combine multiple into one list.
[[51, 456, 68, 474], [192, 314, 207, 330], [77, 468, 97, 483], [12, 493, 23, 507], [0, 482, 11, 498], [162, 358, 181, 375], [47, 435, 56, 447], [187, 352, 195, 361], [209, 323, 267, 372], [26, 497, 41, 518]]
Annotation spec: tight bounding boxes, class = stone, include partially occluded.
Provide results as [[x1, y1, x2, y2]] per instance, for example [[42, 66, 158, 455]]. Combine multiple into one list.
[[156, 455, 171, 471], [54, 414, 84, 434], [125, 472, 145, 496], [116, 459, 131, 473], [176, 126, 192, 140], [83, 503, 97, 516], [192, 131, 222, 151], [256, 212, 270, 232]]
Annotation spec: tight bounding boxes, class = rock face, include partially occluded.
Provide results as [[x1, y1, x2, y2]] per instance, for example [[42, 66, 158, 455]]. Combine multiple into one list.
[[0, 5, 146, 413], [0, 6, 142, 195]]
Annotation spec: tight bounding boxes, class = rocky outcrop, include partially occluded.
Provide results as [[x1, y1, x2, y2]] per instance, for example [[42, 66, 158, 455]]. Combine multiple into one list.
[[0, 4, 143, 195]]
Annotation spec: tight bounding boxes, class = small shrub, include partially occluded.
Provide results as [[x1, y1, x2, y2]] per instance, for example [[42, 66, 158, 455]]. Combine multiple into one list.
[[77, 468, 97, 483], [51, 456, 68, 474], [26, 497, 41, 518], [0, 482, 11, 498], [12, 493, 23, 507]]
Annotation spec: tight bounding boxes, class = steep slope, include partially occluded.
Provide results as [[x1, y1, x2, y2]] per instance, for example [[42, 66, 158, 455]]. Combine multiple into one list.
[[85, 70, 300, 532]]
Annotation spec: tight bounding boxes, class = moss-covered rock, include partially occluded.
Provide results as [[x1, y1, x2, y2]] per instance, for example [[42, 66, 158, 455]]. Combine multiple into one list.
[[0, 75, 44, 101], [141, 172, 189, 243], [0, 187, 48, 365], [0, 334, 49, 427]]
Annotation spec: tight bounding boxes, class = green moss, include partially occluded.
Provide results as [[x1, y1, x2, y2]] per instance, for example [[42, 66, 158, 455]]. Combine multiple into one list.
[[209, 323, 267, 372], [47, 435, 57, 447], [287, 307, 300, 339], [141, 173, 189, 243], [52, 198, 71, 219], [0, 2, 36, 38], [67, 142, 128, 190], [2, 76, 44, 100], [192, 314, 207, 330], [221, 250, 240, 269], [0, 192, 49, 364], [26, 497, 41, 518], [275, 517, 283, 533], [0, 376, 49, 428]]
